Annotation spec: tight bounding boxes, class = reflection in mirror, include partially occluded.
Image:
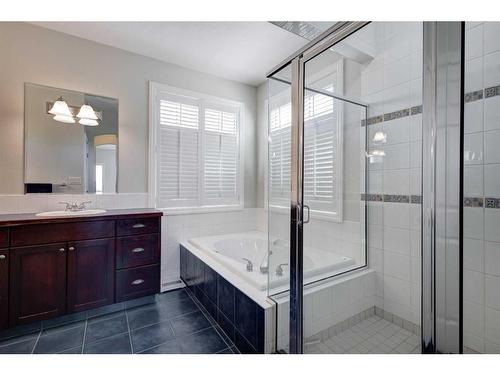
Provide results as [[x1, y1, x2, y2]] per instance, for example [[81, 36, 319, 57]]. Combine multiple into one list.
[[24, 83, 118, 194]]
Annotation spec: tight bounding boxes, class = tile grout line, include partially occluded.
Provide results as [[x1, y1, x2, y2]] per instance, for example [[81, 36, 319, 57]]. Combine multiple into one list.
[[124, 309, 134, 354], [30, 329, 42, 354], [81, 319, 88, 354], [184, 289, 234, 351]]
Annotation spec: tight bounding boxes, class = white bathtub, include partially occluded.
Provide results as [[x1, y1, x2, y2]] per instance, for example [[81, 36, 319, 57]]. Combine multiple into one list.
[[188, 231, 354, 291]]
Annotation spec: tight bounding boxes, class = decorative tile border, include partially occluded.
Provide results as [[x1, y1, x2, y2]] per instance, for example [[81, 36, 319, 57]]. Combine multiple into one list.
[[362, 194, 422, 204], [464, 197, 484, 207], [463, 197, 500, 208], [485, 85, 500, 98], [361, 105, 422, 127], [465, 85, 500, 103], [465, 89, 483, 103], [410, 195, 422, 204], [485, 198, 500, 208], [384, 194, 410, 203], [361, 193, 383, 202]]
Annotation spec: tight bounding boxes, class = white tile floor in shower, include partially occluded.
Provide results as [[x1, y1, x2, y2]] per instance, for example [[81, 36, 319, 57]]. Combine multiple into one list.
[[305, 315, 420, 354]]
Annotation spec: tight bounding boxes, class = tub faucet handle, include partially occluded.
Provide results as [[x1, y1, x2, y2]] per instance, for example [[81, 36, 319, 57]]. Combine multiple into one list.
[[276, 263, 288, 277], [242, 257, 253, 272]]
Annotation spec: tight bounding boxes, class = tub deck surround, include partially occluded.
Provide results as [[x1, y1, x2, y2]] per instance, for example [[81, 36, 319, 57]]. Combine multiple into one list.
[[180, 244, 268, 354], [188, 231, 356, 293], [0, 208, 162, 330]]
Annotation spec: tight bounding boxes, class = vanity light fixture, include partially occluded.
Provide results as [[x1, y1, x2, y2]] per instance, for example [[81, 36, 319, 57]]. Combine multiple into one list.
[[77, 104, 99, 126], [49, 97, 75, 123]]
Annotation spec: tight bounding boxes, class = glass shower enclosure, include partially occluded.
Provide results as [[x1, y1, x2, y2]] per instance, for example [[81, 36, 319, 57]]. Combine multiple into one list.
[[267, 21, 425, 354]]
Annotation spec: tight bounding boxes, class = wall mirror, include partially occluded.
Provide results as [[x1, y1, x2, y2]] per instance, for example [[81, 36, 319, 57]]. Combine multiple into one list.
[[24, 83, 119, 194]]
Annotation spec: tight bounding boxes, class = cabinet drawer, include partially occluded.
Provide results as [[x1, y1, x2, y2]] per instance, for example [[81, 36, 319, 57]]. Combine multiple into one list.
[[10, 220, 115, 247], [116, 233, 160, 269], [0, 228, 8, 248], [116, 217, 159, 236], [116, 264, 160, 302]]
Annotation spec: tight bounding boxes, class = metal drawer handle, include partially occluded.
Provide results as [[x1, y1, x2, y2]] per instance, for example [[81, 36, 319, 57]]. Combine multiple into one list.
[[131, 279, 145, 285], [132, 223, 145, 229], [59, 248, 65, 253], [0, 255, 5, 260], [132, 247, 145, 253], [69, 246, 75, 251]]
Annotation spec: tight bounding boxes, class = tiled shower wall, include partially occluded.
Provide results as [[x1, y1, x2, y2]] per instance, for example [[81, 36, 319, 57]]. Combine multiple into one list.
[[463, 21, 500, 353], [359, 22, 423, 327]]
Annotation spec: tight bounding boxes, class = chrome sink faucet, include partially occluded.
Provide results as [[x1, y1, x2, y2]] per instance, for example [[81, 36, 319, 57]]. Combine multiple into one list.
[[59, 201, 92, 212]]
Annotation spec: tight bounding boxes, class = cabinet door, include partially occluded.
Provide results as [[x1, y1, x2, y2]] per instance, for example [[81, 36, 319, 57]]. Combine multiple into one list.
[[9, 243, 67, 325], [67, 238, 115, 312], [0, 249, 8, 329]]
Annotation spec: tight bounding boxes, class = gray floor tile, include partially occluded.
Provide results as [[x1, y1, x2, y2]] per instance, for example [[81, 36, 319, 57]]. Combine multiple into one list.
[[85, 315, 128, 343], [0, 338, 37, 354], [130, 320, 175, 353], [170, 310, 211, 337], [179, 327, 228, 354], [83, 333, 132, 354], [34, 325, 85, 354], [138, 338, 182, 354]]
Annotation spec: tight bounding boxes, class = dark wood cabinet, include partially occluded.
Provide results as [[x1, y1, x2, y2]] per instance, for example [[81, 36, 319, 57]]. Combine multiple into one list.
[[67, 238, 115, 313], [9, 243, 67, 325], [0, 209, 162, 330], [0, 248, 8, 329], [116, 233, 160, 269], [116, 264, 160, 302]]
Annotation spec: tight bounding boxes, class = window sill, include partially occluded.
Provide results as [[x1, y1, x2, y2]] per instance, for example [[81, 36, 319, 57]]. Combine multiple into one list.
[[159, 204, 244, 216], [267, 204, 343, 223]]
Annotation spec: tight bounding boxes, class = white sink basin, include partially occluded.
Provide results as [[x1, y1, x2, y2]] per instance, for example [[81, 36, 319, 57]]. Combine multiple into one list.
[[36, 209, 107, 217]]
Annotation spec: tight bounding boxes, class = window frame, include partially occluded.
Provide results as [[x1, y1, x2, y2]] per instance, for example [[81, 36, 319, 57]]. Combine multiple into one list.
[[148, 81, 245, 214], [266, 59, 344, 222]]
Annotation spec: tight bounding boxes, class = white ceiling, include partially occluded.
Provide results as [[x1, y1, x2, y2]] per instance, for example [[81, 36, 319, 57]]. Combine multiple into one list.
[[31, 22, 309, 86]]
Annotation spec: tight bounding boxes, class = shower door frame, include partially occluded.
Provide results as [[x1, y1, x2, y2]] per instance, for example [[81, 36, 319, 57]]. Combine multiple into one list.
[[267, 21, 465, 354]]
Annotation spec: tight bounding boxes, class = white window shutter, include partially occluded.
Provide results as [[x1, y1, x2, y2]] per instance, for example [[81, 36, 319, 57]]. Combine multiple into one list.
[[157, 94, 200, 208], [153, 85, 242, 211], [203, 107, 239, 204]]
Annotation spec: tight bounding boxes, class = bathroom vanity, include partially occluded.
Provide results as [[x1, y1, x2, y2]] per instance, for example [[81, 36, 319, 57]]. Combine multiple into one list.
[[0, 209, 162, 329]]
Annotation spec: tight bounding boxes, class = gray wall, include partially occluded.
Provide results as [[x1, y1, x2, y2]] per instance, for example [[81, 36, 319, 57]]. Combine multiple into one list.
[[0, 22, 257, 207]]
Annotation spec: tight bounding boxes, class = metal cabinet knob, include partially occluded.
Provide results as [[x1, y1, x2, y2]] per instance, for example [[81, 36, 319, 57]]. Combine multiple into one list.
[[132, 223, 145, 229], [69, 246, 75, 251], [132, 247, 145, 253], [0, 254, 6, 260], [59, 248, 65, 253], [131, 279, 145, 285]]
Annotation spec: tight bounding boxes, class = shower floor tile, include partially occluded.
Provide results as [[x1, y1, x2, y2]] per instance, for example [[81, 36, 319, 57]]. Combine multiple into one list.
[[305, 315, 420, 354]]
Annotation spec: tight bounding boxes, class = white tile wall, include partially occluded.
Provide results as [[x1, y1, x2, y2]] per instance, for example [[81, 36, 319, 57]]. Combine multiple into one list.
[[462, 21, 500, 353], [0, 193, 149, 214], [361, 22, 423, 327], [161, 208, 260, 289]]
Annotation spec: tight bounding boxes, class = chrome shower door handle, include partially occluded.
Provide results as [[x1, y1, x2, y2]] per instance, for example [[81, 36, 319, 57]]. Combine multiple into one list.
[[242, 257, 253, 272], [303, 204, 310, 224]]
